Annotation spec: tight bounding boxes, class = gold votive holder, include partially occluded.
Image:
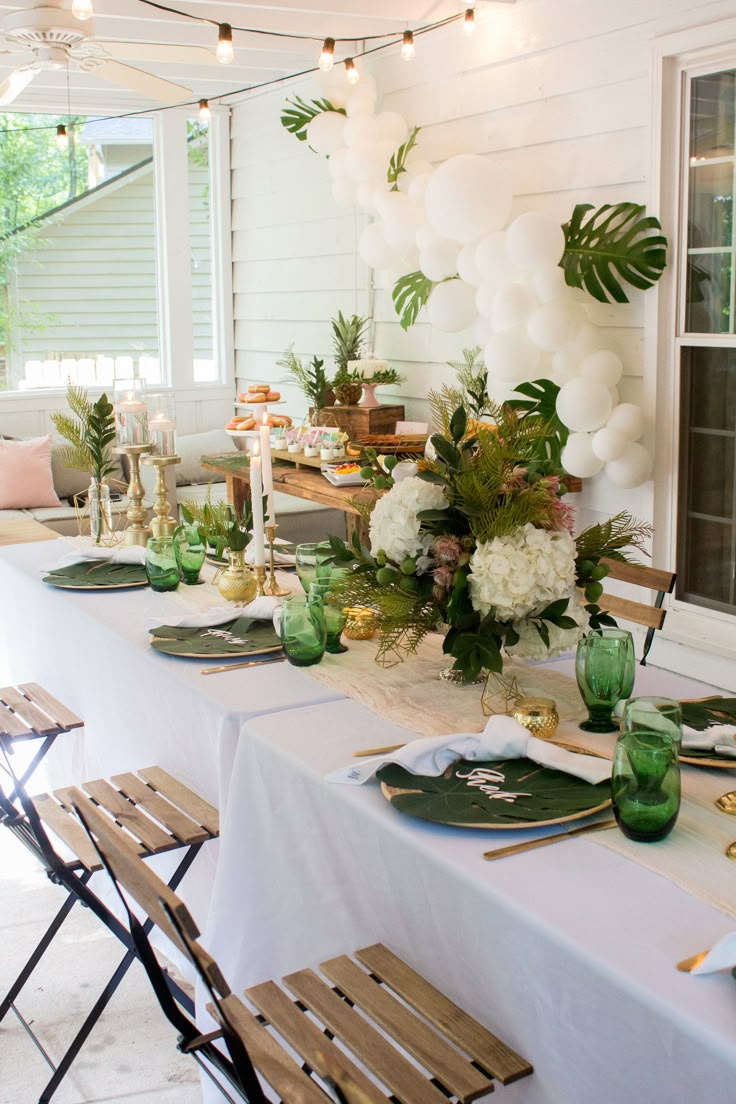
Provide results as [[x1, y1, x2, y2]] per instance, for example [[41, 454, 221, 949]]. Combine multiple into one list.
[[344, 607, 377, 640], [510, 697, 560, 741]]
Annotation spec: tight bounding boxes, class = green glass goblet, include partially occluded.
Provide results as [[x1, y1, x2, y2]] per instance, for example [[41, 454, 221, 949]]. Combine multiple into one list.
[[622, 696, 683, 754], [295, 541, 333, 594], [612, 729, 681, 842], [174, 523, 206, 585], [145, 536, 181, 593], [279, 593, 327, 667], [308, 581, 348, 654], [575, 629, 635, 733]]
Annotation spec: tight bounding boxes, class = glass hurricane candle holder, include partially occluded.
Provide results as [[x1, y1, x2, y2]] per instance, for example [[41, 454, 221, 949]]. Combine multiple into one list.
[[612, 729, 681, 842], [145, 536, 181, 592], [280, 593, 326, 667], [575, 629, 635, 733], [114, 378, 149, 445], [148, 391, 177, 457], [308, 580, 348, 654]]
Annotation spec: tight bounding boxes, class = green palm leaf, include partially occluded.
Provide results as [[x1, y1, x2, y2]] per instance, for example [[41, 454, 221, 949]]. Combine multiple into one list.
[[280, 96, 345, 142], [392, 271, 435, 330], [561, 202, 668, 304]]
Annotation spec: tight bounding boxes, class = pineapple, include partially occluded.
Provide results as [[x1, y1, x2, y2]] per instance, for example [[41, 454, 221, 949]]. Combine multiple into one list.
[[331, 311, 369, 405]]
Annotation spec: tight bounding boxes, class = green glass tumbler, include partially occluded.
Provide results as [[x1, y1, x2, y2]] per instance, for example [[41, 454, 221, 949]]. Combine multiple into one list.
[[622, 696, 683, 753], [308, 581, 348, 654], [612, 729, 681, 842], [279, 593, 327, 667], [295, 541, 333, 594], [575, 629, 635, 733], [145, 536, 181, 592], [174, 523, 206, 585]]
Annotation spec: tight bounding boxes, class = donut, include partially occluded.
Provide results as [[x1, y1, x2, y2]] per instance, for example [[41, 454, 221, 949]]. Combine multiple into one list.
[[247, 393, 267, 403], [247, 384, 271, 394], [265, 391, 281, 402]]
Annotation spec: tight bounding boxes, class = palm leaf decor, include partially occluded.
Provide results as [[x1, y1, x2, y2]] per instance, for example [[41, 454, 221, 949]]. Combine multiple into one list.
[[280, 96, 346, 142], [387, 126, 421, 190], [679, 698, 736, 733], [392, 271, 435, 330], [561, 202, 668, 304]]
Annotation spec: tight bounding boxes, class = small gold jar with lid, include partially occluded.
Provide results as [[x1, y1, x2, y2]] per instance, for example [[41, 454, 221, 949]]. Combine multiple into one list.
[[510, 697, 560, 741], [343, 607, 377, 640]]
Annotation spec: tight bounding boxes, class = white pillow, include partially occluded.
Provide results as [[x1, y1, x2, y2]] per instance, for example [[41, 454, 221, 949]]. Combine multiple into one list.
[[175, 429, 238, 486]]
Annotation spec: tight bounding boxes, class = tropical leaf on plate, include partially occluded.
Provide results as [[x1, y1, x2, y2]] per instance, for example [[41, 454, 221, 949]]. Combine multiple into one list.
[[680, 698, 736, 732], [392, 271, 435, 330], [280, 96, 345, 142], [43, 560, 147, 588], [150, 617, 280, 656], [377, 758, 610, 826], [561, 202, 668, 304]]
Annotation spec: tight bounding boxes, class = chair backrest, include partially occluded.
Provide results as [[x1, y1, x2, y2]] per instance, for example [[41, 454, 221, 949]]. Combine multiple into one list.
[[598, 559, 676, 664]]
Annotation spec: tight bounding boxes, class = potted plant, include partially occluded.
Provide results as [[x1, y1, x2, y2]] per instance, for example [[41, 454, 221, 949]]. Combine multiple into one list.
[[51, 383, 118, 543], [277, 345, 333, 424]]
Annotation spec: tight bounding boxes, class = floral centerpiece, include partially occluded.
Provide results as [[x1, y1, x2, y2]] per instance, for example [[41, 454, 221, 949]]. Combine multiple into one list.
[[328, 396, 650, 682]]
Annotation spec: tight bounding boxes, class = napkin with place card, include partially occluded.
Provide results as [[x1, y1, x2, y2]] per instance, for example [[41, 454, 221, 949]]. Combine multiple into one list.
[[682, 725, 736, 758], [327, 713, 612, 786], [145, 596, 283, 633]]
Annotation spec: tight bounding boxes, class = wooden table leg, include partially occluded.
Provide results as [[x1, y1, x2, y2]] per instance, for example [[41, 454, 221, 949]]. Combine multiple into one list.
[[346, 513, 369, 548]]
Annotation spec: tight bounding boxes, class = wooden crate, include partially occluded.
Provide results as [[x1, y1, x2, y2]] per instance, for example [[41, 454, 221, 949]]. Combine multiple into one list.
[[316, 404, 405, 438]]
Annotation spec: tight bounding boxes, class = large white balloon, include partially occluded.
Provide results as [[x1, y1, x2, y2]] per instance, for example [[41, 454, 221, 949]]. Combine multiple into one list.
[[532, 264, 567, 303], [605, 442, 652, 488], [408, 171, 432, 205], [556, 378, 613, 432], [426, 279, 477, 332], [327, 145, 351, 180], [475, 232, 521, 290], [457, 242, 482, 287], [475, 283, 496, 320], [306, 111, 347, 155], [484, 330, 541, 383], [473, 315, 493, 344], [345, 92, 375, 118], [424, 155, 513, 244], [506, 211, 565, 271], [358, 222, 395, 269], [561, 433, 604, 478], [606, 403, 645, 441], [343, 115, 377, 147], [492, 282, 537, 332], [550, 347, 581, 385], [419, 240, 459, 282], [346, 142, 390, 182], [373, 111, 408, 148], [313, 69, 349, 108], [580, 350, 623, 388], [591, 426, 627, 462], [527, 300, 578, 352]]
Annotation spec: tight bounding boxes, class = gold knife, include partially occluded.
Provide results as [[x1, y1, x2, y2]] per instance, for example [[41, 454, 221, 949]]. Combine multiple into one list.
[[483, 817, 617, 861], [201, 654, 286, 675]]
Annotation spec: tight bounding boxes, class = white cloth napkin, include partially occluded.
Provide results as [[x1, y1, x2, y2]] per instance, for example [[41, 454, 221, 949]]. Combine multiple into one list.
[[327, 713, 612, 786], [684, 932, 736, 975], [682, 724, 736, 758], [245, 538, 295, 566], [146, 596, 283, 632], [46, 538, 146, 570]]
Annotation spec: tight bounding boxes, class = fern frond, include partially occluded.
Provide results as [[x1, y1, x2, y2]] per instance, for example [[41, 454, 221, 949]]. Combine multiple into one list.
[[332, 570, 439, 666], [575, 511, 653, 563], [54, 443, 92, 473], [51, 412, 85, 450], [66, 384, 93, 423]]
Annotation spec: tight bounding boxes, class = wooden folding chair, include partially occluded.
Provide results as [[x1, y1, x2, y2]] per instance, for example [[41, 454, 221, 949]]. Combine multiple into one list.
[[0, 754, 219, 1104], [74, 795, 534, 1104], [598, 559, 676, 666], [0, 683, 84, 808]]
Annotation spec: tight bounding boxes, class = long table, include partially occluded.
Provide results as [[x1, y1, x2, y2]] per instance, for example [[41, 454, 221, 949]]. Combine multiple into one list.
[[2, 539, 736, 1103]]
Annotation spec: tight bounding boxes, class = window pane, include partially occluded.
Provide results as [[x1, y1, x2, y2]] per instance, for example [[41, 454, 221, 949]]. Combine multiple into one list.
[[685, 251, 732, 332], [188, 121, 216, 384], [690, 70, 736, 159], [1, 114, 160, 391], [681, 518, 733, 606], [688, 162, 733, 248]]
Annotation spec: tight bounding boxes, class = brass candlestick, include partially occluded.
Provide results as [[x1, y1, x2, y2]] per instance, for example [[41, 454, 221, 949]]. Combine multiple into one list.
[[253, 564, 267, 598], [264, 524, 289, 597], [141, 454, 181, 538], [115, 443, 153, 546]]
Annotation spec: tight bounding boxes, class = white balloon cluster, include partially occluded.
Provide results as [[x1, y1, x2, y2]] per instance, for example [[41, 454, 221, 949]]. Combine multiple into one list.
[[303, 72, 651, 489]]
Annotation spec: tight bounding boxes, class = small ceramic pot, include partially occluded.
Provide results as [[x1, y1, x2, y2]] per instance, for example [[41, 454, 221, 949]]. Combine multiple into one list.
[[303, 445, 319, 457], [288, 442, 302, 454]]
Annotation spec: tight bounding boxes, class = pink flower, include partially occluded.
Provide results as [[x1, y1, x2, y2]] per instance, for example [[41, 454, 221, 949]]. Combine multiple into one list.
[[432, 564, 454, 590], [432, 535, 463, 566]]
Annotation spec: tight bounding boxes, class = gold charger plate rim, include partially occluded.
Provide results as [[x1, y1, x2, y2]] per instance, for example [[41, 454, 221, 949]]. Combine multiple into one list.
[[150, 638, 282, 659], [679, 753, 736, 769], [378, 781, 611, 829], [44, 577, 148, 590]]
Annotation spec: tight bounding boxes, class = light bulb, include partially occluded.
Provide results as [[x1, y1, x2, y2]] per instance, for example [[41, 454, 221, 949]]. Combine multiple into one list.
[[318, 37, 335, 72], [216, 23, 234, 65], [56, 124, 68, 152], [401, 30, 415, 61], [72, 0, 93, 19], [463, 8, 475, 35], [198, 98, 210, 122], [344, 58, 359, 85]]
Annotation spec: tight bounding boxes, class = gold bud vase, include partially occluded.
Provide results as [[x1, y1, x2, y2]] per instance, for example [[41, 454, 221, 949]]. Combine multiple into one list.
[[510, 697, 560, 741], [217, 548, 257, 605]]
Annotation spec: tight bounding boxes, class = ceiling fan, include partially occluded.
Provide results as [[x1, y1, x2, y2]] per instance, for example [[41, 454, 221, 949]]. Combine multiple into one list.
[[0, 1, 218, 107]]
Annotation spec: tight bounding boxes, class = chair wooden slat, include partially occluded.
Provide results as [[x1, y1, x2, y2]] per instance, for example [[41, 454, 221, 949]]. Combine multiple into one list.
[[597, 594, 665, 631], [55, 787, 148, 860], [246, 979, 388, 1104], [0, 687, 58, 736], [602, 559, 675, 594], [138, 767, 219, 835], [17, 683, 83, 730], [320, 954, 493, 1103], [213, 995, 331, 1104], [32, 792, 103, 872], [356, 945, 533, 1086], [110, 772, 209, 845], [283, 968, 449, 1104], [0, 703, 33, 739], [79, 779, 175, 854]]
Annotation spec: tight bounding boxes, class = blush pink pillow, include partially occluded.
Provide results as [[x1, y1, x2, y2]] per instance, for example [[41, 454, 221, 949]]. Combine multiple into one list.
[[0, 435, 61, 509]]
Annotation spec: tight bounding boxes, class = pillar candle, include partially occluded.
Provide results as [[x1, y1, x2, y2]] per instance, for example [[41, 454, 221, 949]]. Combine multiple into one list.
[[249, 447, 266, 568], [258, 415, 275, 526]]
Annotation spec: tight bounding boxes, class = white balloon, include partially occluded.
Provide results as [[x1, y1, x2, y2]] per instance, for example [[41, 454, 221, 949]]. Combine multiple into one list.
[[424, 154, 513, 244], [415, 223, 446, 252], [556, 378, 613, 432], [527, 300, 578, 352], [568, 320, 600, 356], [605, 442, 652, 488], [591, 426, 627, 462], [473, 315, 493, 344], [306, 111, 347, 155], [484, 330, 541, 383], [506, 211, 565, 271], [475, 283, 495, 320], [346, 142, 389, 182], [313, 69, 349, 108], [332, 177, 357, 206], [608, 386, 620, 407], [403, 156, 432, 177], [561, 433, 604, 478], [408, 171, 432, 205], [386, 216, 422, 253], [343, 115, 377, 147], [606, 403, 645, 441], [532, 264, 567, 303], [580, 349, 624, 388], [419, 240, 459, 282], [356, 180, 377, 208], [426, 279, 477, 332], [373, 111, 408, 148], [492, 283, 537, 332], [550, 347, 581, 385], [327, 146, 351, 180], [345, 92, 375, 118], [457, 242, 482, 287], [376, 190, 415, 227], [358, 222, 395, 269], [475, 232, 521, 290]]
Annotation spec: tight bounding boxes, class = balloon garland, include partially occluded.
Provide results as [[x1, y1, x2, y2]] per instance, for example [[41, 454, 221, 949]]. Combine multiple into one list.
[[282, 71, 666, 489]]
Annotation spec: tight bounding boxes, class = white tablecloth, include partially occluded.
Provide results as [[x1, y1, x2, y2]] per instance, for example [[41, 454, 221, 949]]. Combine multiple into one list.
[[207, 664, 736, 1104]]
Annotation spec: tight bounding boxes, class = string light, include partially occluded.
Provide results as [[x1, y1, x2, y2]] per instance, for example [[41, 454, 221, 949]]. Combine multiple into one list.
[[463, 8, 475, 35], [216, 23, 234, 65], [344, 58, 359, 85], [198, 98, 210, 122], [56, 124, 68, 152], [72, 0, 93, 19], [318, 37, 335, 72], [401, 30, 415, 61]]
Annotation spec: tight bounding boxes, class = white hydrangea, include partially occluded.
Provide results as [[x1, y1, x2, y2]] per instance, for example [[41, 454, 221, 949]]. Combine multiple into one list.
[[468, 523, 577, 621], [506, 589, 590, 661], [369, 476, 448, 570]]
